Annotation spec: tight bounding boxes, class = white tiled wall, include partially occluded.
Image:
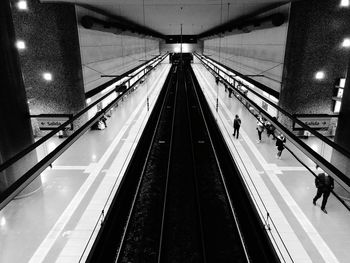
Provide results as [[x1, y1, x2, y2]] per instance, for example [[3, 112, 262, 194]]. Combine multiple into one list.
[[76, 7, 160, 93], [203, 4, 290, 93]]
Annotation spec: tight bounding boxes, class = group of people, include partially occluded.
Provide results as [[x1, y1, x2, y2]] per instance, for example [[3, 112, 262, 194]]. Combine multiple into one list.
[[233, 115, 287, 159], [232, 114, 334, 214], [216, 75, 334, 214]]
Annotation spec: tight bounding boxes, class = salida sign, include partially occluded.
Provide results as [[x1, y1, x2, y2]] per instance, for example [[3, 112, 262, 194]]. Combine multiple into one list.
[[34, 114, 73, 130], [293, 116, 331, 130]]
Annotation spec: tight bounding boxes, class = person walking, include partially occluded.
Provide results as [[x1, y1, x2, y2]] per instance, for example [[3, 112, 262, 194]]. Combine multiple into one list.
[[313, 166, 334, 214], [256, 117, 264, 143], [265, 121, 276, 139], [233, 115, 241, 139], [275, 134, 286, 159]]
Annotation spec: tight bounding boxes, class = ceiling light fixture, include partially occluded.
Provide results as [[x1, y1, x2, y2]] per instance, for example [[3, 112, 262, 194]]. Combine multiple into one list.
[[17, 0, 28, 10], [43, 72, 53, 81], [340, 0, 349, 7], [15, 40, 26, 50], [315, 71, 325, 80], [342, 38, 350, 48]]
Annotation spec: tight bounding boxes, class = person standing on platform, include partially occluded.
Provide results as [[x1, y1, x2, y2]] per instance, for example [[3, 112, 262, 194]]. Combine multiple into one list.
[[275, 134, 286, 159], [313, 166, 334, 214], [265, 120, 275, 139], [233, 115, 241, 139], [228, 87, 233, 98], [256, 117, 264, 143], [215, 76, 219, 85]]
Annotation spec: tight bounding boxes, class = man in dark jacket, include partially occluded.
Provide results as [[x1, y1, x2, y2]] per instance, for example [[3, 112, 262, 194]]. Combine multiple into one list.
[[313, 167, 334, 214], [233, 115, 241, 139], [275, 134, 286, 159]]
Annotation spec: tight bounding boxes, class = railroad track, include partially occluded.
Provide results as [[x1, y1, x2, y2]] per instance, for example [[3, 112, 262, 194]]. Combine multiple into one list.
[[86, 62, 280, 263]]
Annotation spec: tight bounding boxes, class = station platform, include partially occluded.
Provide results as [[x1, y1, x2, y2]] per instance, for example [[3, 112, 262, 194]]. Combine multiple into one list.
[[192, 63, 350, 263], [0, 62, 171, 263], [0, 61, 349, 263]]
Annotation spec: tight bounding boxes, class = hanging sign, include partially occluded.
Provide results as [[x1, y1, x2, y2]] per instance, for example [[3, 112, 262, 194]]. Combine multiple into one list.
[[31, 114, 73, 130], [293, 115, 332, 130]]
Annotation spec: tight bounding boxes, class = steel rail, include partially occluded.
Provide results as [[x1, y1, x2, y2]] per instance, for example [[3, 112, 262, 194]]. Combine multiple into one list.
[[183, 70, 207, 263], [156, 68, 179, 263], [188, 66, 251, 262], [192, 65, 294, 262], [114, 65, 176, 262]]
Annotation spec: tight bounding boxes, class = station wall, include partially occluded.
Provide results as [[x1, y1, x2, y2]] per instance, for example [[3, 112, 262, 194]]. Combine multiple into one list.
[[203, 4, 290, 94], [76, 6, 160, 94]]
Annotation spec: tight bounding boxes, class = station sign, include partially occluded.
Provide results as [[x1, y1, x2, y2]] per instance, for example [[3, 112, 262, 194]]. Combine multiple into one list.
[[293, 115, 332, 130], [32, 114, 73, 131]]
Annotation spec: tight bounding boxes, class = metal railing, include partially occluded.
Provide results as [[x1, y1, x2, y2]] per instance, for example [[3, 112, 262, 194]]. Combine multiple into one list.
[[194, 53, 350, 203], [192, 62, 294, 262], [0, 52, 168, 210]]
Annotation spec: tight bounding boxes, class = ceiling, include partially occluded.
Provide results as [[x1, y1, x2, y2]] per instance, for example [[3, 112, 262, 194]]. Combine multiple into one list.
[[41, 0, 297, 35]]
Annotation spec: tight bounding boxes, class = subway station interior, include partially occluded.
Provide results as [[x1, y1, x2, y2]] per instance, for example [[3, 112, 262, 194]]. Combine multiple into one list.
[[1, 0, 350, 262]]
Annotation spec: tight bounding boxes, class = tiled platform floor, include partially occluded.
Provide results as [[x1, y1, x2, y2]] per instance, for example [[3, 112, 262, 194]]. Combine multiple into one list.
[[193, 63, 350, 263]]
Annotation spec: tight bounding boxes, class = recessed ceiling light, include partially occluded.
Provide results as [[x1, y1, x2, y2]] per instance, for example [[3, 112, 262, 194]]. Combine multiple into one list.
[[315, 71, 325, 80], [43, 72, 53, 81], [342, 38, 350, 48], [340, 0, 349, 7], [17, 0, 28, 10], [15, 40, 26, 50]]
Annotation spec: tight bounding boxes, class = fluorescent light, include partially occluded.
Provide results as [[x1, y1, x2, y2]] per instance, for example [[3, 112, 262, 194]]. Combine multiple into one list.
[[86, 98, 91, 104], [334, 101, 341, 113], [342, 38, 350, 48], [17, 0, 28, 10], [43, 72, 53, 81], [339, 78, 346, 88], [0, 217, 6, 227], [315, 71, 325, 80], [15, 40, 26, 50], [340, 0, 349, 7]]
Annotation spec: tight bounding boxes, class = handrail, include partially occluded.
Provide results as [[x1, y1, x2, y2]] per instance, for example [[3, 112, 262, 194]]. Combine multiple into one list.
[[0, 53, 167, 174], [191, 65, 294, 262], [0, 53, 169, 210], [201, 53, 279, 98], [195, 53, 350, 192], [196, 52, 350, 160], [85, 54, 164, 98], [212, 67, 350, 212], [79, 63, 173, 262]]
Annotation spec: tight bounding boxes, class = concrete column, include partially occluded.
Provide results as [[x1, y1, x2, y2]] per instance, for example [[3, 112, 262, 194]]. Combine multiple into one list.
[[279, 0, 350, 133], [280, 0, 350, 199], [0, 0, 41, 196], [12, 0, 86, 136]]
